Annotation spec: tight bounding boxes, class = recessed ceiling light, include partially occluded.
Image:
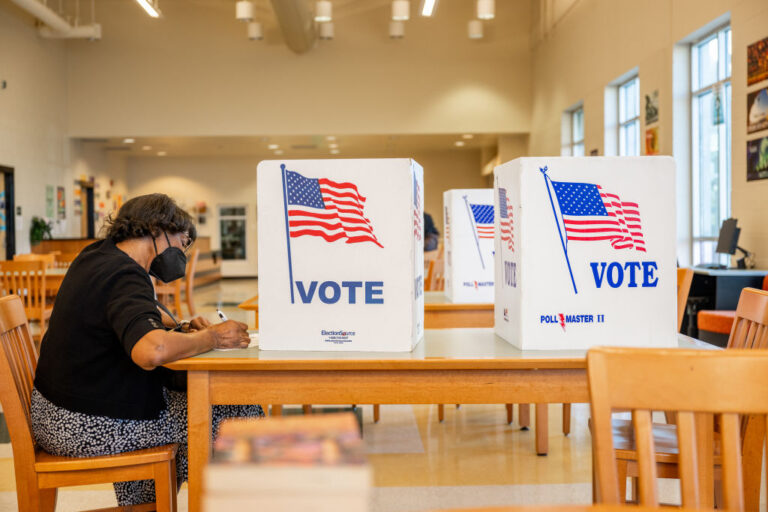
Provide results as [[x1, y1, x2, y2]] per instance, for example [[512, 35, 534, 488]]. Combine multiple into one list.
[[134, 0, 161, 18], [462, 134, 474, 139], [420, 0, 438, 17], [468, 20, 483, 39], [157, 151, 167, 156], [274, 149, 284, 155], [329, 143, 339, 149], [477, 0, 494, 20], [454, 141, 465, 147], [326, 135, 336, 141], [268, 144, 279, 150], [330, 149, 340, 154], [123, 138, 135, 144], [392, 0, 410, 21], [142, 145, 152, 150], [314, 0, 332, 22]]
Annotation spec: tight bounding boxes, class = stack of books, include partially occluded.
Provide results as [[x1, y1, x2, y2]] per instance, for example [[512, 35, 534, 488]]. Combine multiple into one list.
[[204, 413, 370, 511]]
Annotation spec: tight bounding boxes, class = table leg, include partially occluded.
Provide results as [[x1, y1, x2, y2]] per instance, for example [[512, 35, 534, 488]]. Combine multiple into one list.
[[562, 403, 571, 435], [536, 403, 549, 455], [373, 404, 380, 423], [505, 404, 514, 424], [519, 403, 530, 429], [187, 371, 211, 512]]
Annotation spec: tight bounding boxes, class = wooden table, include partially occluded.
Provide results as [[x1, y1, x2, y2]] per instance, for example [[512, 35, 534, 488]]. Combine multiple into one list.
[[237, 291, 493, 330], [44, 267, 67, 294], [166, 329, 712, 512]]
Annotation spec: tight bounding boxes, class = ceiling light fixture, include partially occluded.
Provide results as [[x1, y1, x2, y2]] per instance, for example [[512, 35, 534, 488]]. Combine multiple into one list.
[[329, 143, 339, 149], [330, 149, 340, 154], [476, 0, 494, 20], [268, 144, 279, 150], [274, 149, 284, 155], [134, 0, 161, 18], [319, 22, 334, 40], [314, 0, 332, 22], [454, 141, 465, 147], [392, 0, 409, 21], [142, 145, 152, 150], [157, 151, 167, 156], [420, 0, 438, 17], [235, 1, 254, 21], [462, 134, 474, 139], [326, 135, 336, 141], [123, 138, 135, 144], [389, 20, 405, 39], [247, 21, 263, 40], [468, 19, 483, 39]]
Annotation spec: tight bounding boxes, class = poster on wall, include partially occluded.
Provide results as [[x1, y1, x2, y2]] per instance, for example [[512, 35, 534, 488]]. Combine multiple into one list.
[[747, 136, 768, 181], [56, 186, 66, 220], [644, 90, 659, 125], [645, 127, 659, 155], [748, 88, 768, 134], [747, 36, 768, 86], [45, 185, 54, 218]]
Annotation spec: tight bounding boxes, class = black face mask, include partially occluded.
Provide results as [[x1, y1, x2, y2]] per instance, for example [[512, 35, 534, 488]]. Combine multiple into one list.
[[149, 232, 187, 283]]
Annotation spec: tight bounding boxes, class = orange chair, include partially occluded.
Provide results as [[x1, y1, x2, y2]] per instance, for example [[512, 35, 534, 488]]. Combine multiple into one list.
[[53, 252, 80, 269], [0, 294, 179, 512], [0, 261, 53, 341], [154, 249, 200, 318], [14, 253, 56, 267], [697, 275, 768, 345]]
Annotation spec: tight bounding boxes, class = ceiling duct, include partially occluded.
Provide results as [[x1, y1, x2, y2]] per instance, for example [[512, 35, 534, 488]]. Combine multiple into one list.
[[269, 0, 316, 54], [10, 0, 101, 40]]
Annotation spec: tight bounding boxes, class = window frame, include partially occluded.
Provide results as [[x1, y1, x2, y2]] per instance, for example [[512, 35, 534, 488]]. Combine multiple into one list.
[[568, 106, 584, 156], [617, 76, 640, 156]]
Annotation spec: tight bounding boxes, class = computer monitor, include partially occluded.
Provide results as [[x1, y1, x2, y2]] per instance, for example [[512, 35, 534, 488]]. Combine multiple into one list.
[[715, 218, 740, 255]]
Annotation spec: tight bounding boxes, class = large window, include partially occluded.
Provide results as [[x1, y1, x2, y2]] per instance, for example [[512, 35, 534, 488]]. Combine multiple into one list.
[[219, 205, 247, 260], [691, 26, 731, 265], [618, 76, 640, 156], [565, 106, 584, 156]]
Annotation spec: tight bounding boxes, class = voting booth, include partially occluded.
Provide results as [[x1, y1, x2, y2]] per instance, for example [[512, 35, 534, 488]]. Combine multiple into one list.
[[443, 189, 495, 303], [494, 156, 677, 350], [257, 159, 425, 352]]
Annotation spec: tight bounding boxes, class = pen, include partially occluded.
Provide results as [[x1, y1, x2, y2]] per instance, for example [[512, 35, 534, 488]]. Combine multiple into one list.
[[216, 309, 228, 322]]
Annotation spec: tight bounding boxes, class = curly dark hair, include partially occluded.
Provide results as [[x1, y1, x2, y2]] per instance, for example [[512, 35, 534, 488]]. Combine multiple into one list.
[[104, 193, 197, 244]]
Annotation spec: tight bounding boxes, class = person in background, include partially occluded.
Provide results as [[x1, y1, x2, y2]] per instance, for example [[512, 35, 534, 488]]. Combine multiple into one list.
[[424, 212, 440, 252], [30, 193, 263, 507]]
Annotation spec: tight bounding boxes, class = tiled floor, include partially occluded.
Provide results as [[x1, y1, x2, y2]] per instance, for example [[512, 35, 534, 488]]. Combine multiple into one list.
[[0, 279, 684, 511]]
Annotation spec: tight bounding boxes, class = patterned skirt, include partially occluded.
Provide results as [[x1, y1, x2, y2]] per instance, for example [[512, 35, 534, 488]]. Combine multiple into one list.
[[30, 387, 264, 506]]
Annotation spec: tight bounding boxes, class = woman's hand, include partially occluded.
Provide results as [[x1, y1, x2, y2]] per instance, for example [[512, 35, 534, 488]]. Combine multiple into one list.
[[188, 316, 212, 331], [208, 320, 250, 349]]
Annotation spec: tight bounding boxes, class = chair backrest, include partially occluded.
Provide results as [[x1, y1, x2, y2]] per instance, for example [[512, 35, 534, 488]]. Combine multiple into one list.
[[726, 287, 768, 349], [676, 268, 694, 331], [14, 253, 55, 266], [0, 295, 39, 467], [0, 261, 47, 312], [589, 346, 768, 510], [53, 252, 80, 269], [184, 248, 199, 292], [425, 259, 445, 292]]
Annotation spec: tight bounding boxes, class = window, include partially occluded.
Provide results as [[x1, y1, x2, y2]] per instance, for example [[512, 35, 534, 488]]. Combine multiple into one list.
[[219, 205, 247, 260], [618, 76, 640, 156], [691, 26, 731, 265], [563, 106, 584, 156]]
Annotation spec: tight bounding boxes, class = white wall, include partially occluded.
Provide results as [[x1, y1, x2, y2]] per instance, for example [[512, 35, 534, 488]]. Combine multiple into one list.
[[528, 0, 768, 267]]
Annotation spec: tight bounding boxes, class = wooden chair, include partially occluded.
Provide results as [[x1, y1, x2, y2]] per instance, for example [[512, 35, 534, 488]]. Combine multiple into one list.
[[0, 261, 53, 341], [14, 253, 56, 267], [0, 294, 179, 512], [155, 249, 200, 318], [599, 287, 768, 508], [53, 252, 80, 269], [677, 267, 694, 332], [589, 345, 768, 510], [425, 259, 445, 292]]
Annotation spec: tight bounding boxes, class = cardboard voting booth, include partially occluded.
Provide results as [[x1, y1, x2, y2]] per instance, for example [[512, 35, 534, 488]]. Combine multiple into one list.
[[257, 159, 425, 352], [443, 189, 495, 303], [494, 156, 677, 350]]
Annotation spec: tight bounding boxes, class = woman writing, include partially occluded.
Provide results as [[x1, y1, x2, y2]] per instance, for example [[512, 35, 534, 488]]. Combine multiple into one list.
[[31, 193, 262, 506]]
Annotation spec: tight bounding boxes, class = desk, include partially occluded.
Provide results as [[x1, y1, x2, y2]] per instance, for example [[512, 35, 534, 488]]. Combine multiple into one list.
[[166, 329, 712, 512], [238, 291, 494, 330]]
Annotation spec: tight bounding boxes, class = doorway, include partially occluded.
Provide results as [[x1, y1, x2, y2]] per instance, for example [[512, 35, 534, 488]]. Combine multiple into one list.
[[76, 180, 95, 238], [0, 166, 15, 259]]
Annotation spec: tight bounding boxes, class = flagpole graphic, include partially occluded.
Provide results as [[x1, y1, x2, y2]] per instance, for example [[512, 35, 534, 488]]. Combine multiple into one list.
[[463, 194, 486, 269], [540, 166, 578, 294], [280, 164, 296, 304]]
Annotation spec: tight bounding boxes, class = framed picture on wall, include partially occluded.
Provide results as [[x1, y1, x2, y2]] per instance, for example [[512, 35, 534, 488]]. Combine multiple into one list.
[[747, 88, 768, 134], [747, 36, 768, 86], [747, 135, 768, 181]]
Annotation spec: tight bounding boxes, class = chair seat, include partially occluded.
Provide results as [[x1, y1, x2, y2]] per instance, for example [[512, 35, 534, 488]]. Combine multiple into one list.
[[697, 310, 736, 334], [612, 418, 721, 465], [35, 443, 178, 473]]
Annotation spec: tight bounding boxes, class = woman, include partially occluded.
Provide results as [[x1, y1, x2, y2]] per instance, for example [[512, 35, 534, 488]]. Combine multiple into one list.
[[31, 193, 263, 506]]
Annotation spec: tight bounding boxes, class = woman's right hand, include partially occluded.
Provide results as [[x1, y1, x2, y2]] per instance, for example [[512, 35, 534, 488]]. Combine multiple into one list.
[[209, 320, 251, 349]]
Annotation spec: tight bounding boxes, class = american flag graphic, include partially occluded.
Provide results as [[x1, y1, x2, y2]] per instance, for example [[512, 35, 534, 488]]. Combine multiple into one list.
[[550, 180, 645, 252], [413, 176, 422, 241], [469, 204, 494, 239], [498, 188, 514, 251], [285, 169, 383, 248]]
